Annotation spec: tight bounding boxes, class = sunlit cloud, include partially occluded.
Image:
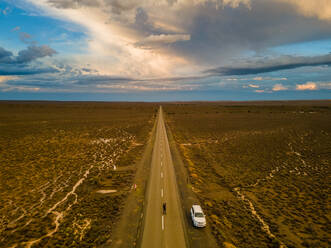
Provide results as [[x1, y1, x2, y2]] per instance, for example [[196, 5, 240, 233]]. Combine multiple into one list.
[[296, 82, 317, 90], [254, 89, 265, 93], [295, 81, 331, 91], [253, 76, 287, 81], [319, 82, 331, 89], [24, 0, 331, 80], [24, 0, 198, 78], [223, 0, 251, 8], [253, 77, 263, 81], [2, 86, 40, 92], [0, 76, 19, 84], [272, 84, 288, 91], [96, 83, 196, 92]]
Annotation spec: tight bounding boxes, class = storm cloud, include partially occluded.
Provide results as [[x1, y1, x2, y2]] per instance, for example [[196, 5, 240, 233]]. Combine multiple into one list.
[[205, 54, 331, 76], [0, 67, 59, 76], [0, 45, 58, 76], [23, 0, 331, 77], [170, 0, 331, 65], [16, 45, 57, 63], [0, 45, 57, 65], [47, 0, 100, 9], [0, 47, 13, 63], [1, 0, 331, 98]]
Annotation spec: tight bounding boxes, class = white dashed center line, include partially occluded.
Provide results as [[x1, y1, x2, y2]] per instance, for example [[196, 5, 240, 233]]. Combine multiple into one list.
[[162, 215, 164, 230]]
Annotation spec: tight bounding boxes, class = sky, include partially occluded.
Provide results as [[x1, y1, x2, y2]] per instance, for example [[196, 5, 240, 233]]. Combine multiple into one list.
[[0, 0, 331, 101]]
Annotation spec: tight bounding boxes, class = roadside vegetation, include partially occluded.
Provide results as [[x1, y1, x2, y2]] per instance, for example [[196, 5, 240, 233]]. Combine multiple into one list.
[[164, 102, 330, 248], [0, 102, 157, 247]]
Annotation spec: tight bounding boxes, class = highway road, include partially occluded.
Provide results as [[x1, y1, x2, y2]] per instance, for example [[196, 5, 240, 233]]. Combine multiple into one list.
[[141, 107, 187, 248]]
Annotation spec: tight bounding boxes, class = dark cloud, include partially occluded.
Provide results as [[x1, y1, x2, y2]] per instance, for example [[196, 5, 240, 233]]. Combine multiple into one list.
[[133, 7, 174, 38], [6, 78, 62, 87], [81, 68, 98, 73], [1, 72, 201, 92], [47, 0, 100, 9], [135, 7, 149, 27], [75, 75, 134, 85], [166, 0, 177, 6], [41, 0, 331, 67], [0, 45, 58, 76], [105, 0, 138, 15], [0, 67, 59, 76], [205, 54, 331, 76], [16, 45, 57, 63], [172, 0, 331, 65], [0, 45, 57, 65], [0, 47, 13, 63], [47, 0, 138, 14]]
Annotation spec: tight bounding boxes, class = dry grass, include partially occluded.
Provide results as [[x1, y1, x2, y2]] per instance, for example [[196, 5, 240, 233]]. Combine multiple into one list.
[[164, 102, 331, 248], [0, 102, 157, 247]]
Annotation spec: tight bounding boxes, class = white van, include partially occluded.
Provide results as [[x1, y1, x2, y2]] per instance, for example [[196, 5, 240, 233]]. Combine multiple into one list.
[[190, 205, 206, 227]]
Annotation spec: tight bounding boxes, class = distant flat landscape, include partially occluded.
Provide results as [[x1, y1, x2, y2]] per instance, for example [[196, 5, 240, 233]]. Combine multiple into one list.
[[0, 102, 157, 247], [0, 100, 330, 248], [164, 100, 331, 248]]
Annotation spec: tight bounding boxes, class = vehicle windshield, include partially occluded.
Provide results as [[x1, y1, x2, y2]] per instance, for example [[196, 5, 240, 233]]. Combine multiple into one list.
[[195, 212, 204, 218]]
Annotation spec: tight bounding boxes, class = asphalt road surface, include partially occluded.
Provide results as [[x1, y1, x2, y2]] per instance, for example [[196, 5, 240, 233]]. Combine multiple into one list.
[[141, 107, 187, 248]]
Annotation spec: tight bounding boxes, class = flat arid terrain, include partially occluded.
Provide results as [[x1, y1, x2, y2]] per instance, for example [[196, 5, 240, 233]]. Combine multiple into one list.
[[164, 101, 331, 248], [0, 102, 157, 247], [1, 101, 330, 248]]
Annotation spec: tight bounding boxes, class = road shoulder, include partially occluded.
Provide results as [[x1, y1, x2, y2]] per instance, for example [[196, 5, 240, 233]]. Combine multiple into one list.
[[109, 115, 158, 248], [164, 114, 219, 248]]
